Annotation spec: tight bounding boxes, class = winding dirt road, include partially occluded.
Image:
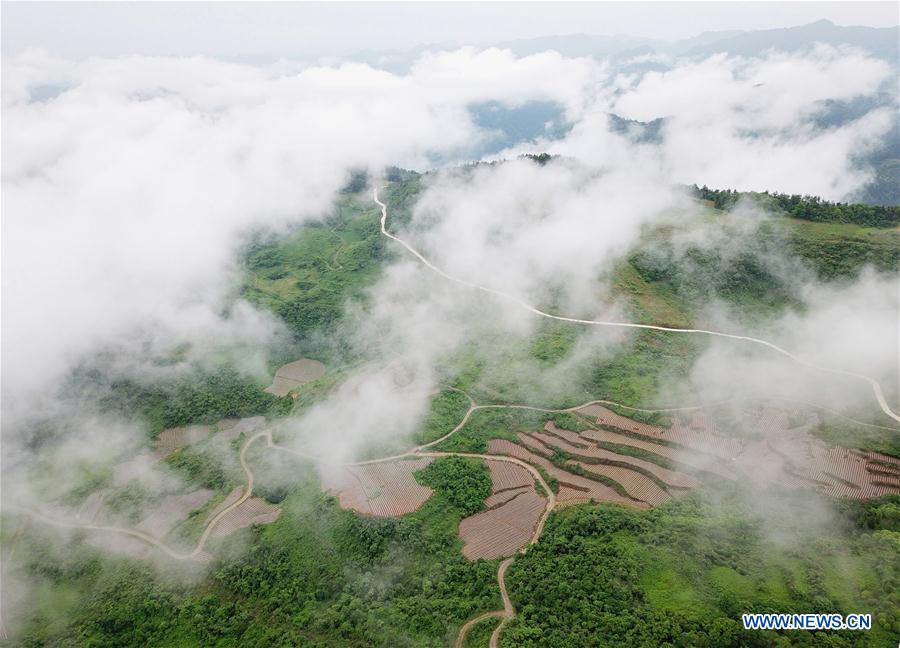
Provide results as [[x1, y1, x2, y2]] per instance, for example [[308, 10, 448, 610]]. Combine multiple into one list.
[[15, 184, 898, 645], [373, 188, 900, 425], [26, 430, 272, 560]]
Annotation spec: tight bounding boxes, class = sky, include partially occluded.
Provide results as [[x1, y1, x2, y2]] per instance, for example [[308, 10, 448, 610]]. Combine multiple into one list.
[[2, 2, 898, 60]]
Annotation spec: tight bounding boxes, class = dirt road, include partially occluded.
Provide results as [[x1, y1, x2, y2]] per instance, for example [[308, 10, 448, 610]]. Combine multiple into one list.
[[373, 188, 900, 424]]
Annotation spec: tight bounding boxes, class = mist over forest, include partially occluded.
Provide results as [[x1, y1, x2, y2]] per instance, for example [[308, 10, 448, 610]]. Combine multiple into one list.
[[2, 5, 899, 647]]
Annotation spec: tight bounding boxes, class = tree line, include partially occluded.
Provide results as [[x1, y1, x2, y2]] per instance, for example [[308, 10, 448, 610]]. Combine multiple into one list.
[[692, 185, 900, 227]]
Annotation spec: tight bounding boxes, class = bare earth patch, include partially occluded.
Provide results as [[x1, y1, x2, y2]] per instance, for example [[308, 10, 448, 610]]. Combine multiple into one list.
[[460, 490, 546, 560], [155, 425, 210, 455], [458, 458, 546, 560], [514, 405, 900, 504], [264, 359, 326, 396], [135, 489, 214, 538], [488, 439, 647, 509], [320, 458, 435, 516], [210, 497, 281, 538], [541, 423, 699, 489]]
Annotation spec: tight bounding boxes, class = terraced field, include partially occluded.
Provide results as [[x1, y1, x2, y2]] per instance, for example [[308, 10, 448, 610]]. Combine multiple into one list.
[[487, 438, 646, 508], [459, 489, 546, 560], [459, 460, 545, 560], [264, 358, 326, 397], [210, 496, 281, 537], [484, 404, 900, 517], [154, 425, 210, 455], [319, 458, 436, 516]]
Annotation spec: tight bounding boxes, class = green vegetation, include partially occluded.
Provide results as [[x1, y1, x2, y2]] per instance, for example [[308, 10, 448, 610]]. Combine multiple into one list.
[[781, 218, 899, 278], [462, 615, 501, 647], [587, 330, 701, 409], [435, 408, 545, 454], [853, 494, 900, 532], [693, 185, 900, 227], [11, 452, 500, 647], [18, 170, 900, 648], [501, 489, 900, 647], [529, 320, 579, 363], [812, 417, 900, 458], [415, 390, 472, 445], [62, 468, 113, 507], [243, 196, 388, 342], [628, 235, 801, 318], [416, 457, 492, 517], [75, 363, 290, 437], [104, 482, 152, 524], [164, 446, 233, 491]]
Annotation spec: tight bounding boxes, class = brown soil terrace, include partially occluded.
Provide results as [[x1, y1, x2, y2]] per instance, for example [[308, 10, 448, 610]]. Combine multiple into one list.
[[265, 358, 326, 397], [319, 458, 435, 517], [17, 186, 900, 645], [459, 460, 545, 560], [23, 388, 900, 648]]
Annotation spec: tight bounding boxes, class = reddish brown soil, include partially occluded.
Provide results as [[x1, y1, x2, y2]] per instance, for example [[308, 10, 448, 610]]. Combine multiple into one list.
[[580, 405, 743, 459], [155, 425, 210, 454], [320, 458, 435, 516], [211, 497, 281, 538], [135, 489, 214, 538], [460, 490, 546, 560], [265, 359, 326, 396], [488, 439, 648, 508], [487, 460, 534, 492], [541, 423, 699, 489], [569, 461, 671, 506], [580, 427, 735, 479]]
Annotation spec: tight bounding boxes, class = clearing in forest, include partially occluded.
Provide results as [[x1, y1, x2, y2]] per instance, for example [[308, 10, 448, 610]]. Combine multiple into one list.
[[265, 358, 326, 396], [155, 425, 210, 455], [319, 457, 435, 516]]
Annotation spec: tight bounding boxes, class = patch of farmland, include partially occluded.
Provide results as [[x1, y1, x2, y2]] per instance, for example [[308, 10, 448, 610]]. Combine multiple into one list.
[[155, 425, 210, 454], [486, 460, 534, 492], [662, 413, 744, 459], [516, 432, 553, 457], [484, 486, 532, 508], [265, 358, 326, 396], [319, 457, 435, 516], [581, 427, 735, 479], [459, 490, 546, 560], [579, 404, 743, 460], [795, 446, 900, 499], [569, 462, 672, 506], [541, 423, 699, 489], [210, 497, 281, 538], [487, 439, 647, 508], [205, 486, 244, 522], [135, 489, 214, 538], [577, 404, 666, 436], [541, 424, 591, 447], [733, 439, 819, 491]]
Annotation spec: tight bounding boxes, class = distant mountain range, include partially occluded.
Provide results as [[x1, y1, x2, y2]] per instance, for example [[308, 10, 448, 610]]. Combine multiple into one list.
[[350, 20, 899, 206], [349, 20, 899, 72]]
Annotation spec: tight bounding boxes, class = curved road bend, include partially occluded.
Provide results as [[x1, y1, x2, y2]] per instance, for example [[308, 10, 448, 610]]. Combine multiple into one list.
[[373, 188, 900, 425], [419, 451, 556, 648], [25, 429, 273, 561]]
